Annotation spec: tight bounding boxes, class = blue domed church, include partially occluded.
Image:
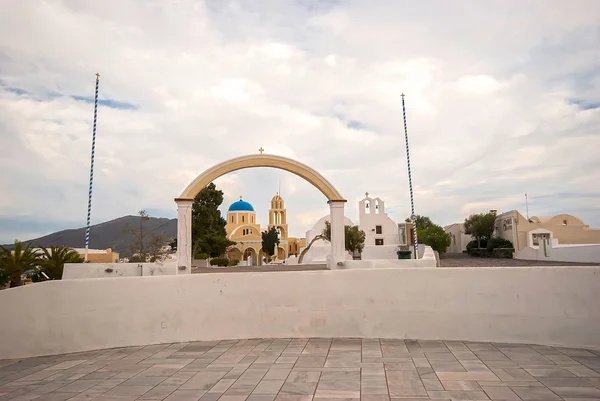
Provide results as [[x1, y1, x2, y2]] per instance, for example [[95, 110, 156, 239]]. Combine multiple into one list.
[[224, 194, 306, 265]]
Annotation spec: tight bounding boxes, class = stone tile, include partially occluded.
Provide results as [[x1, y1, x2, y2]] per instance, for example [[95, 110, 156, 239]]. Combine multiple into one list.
[[276, 358, 298, 365], [286, 372, 320, 383], [538, 377, 596, 387], [428, 390, 491, 400], [295, 358, 326, 368], [565, 365, 600, 377], [45, 360, 88, 371], [253, 380, 285, 395], [489, 368, 537, 381], [314, 381, 360, 398], [164, 389, 208, 401], [104, 384, 155, 396], [430, 360, 467, 373], [162, 371, 196, 386], [360, 396, 389, 401], [549, 386, 600, 398], [436, 372, 500, 382], [480, 385, 520, 400], [383, 362, 415, 371], [220, 396, 249, 401], [209, 378, 237, 393], [476, 381, 544, 387], [360, 378, 389, 395], [35, 393, 82, 401], [138, 385, 180, 400], [510, 386, 562, 401], [180, 370, 230, 390], [139, 365, 185, 377], [279, 382, 318, 395], [274, 396, 313, 401], [264, 369, 292, 380], [385, 370, 427, 398], [319, 371, 360, 382], [524, 367, 577, 378], [247, 396, 276, 401], [58, 379, 104, 393], [420, 372, 444, 391], [441, 381, 482, 391], [121, 376, 168, 386]]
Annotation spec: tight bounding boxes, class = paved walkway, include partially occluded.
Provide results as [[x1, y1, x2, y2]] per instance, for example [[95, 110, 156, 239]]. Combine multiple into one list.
[[1, 339, 600, 401]]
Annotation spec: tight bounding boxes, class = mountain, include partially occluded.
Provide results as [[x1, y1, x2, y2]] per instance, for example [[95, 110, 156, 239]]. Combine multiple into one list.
[[2, 216, 177, 257]]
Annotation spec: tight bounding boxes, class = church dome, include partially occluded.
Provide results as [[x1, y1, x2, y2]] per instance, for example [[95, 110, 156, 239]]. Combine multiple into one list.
[[228, 198, 255, 212]]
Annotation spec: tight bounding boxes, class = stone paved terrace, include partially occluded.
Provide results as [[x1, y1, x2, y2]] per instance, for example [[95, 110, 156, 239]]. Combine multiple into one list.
[[1, 339, 600, 401]]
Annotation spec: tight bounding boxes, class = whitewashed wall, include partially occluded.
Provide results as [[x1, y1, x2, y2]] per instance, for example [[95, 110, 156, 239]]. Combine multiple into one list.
[[517, 240, 600, 263], [63, 262, 177, 279], [2, 266, 599, 359]]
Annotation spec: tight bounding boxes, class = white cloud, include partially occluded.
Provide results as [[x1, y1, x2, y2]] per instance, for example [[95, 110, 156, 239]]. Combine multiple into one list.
[[1, 0, 599, 243]]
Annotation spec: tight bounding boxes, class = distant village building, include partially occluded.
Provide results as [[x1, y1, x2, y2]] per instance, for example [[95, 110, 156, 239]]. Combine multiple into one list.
[[73, 248, 119, 263], [494, 211, 600, 252], [444, 223, 472, 253]]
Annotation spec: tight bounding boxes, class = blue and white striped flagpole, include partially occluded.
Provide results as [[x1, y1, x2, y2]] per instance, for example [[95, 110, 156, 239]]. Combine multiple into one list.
[[401, 93, 419, 258], [84, 73, 100, 262]]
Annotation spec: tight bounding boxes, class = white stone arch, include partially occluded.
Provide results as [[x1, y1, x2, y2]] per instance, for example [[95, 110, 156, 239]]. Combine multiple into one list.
[[175, 153, 346, 272]]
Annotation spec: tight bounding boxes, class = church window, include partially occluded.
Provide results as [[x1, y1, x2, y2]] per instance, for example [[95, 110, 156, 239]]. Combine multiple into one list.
[[563, 219, 567, 225], [242, 215, 245, 223], [375, 225, 382, 234], [375, 238, 384, 246], [251, 216, 254, 223], [231, 216, 234, 223]]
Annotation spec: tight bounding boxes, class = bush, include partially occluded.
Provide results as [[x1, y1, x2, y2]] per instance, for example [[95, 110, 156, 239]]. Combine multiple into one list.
[[487, 237, 514, 250], [209, 257, 229, 267], [493, 248, 514, 258], [418, 224, 451, 254], [195, 253, 209, 260], [228, 259, 239, 266], [466, 239, 487, 253]]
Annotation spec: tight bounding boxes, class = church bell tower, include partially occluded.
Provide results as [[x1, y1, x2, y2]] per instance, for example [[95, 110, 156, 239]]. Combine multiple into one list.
[[268, 193, 288, 240]]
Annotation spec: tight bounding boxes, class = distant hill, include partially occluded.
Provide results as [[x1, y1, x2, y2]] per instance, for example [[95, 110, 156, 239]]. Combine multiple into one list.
[[2, 216, 177, 257]]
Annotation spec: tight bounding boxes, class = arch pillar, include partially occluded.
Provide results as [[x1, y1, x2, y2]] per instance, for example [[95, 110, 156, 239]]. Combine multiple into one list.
[[329, 200, 347, 269], [175, 198, 194, 274]]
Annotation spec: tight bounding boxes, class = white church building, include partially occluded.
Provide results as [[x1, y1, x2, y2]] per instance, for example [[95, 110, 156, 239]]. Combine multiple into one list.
[[300, 193, 414, 264]]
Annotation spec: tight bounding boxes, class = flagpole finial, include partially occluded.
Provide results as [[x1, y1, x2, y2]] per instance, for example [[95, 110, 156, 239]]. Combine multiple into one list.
[[401, 93, 405, 98]]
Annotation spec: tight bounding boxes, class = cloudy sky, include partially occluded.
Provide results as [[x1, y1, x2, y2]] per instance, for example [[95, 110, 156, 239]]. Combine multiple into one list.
[[1, 0, 599, 243]]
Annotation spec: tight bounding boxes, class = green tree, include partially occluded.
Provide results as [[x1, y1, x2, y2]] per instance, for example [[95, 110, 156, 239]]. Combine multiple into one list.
[[406, 215, 434, 230], [261, 227, 280, 261], [191, 183, 235, 257], [126, 210, 150, 260], [418, 224, 451, 254], [464, 211, 497, 247], [322, 221, 367, 255], [0, 240, 40, 287], [38, 246, 84, 280]]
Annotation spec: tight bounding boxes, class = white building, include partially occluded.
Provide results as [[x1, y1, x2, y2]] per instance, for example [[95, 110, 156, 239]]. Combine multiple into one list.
[[444, 223, 472, 253], [299, 193, 414, 263]]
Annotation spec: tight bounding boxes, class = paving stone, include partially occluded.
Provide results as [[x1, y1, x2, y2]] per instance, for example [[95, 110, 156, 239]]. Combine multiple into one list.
[[510, 385, 562, 400], [319, 371, 360, 382], [427, 390, 490, 400], [279, 382, 317, 395], [164, 389, 208, 401], [253, 380, 285, 395], [524, 367, 577, 378], [480, 385, 520, 400], [385, 371, 427, 398], [138, 385, 180, 400], [104, 384, 155, 396], [180, 370, 229, 390], [441, 381, 482, 391], [286, 372, 320, 383], [314, 381, 360, 398], [549, 386, 600, 398]]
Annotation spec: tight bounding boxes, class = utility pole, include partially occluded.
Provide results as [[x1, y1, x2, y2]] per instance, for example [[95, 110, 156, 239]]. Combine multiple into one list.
[[84, 73, 100, 262], [401, 93, 419, 258], [525, 193, 529, 220]]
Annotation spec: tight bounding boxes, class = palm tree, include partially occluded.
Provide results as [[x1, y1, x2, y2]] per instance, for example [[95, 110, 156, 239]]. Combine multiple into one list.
[[0, 241, 41, 287], [38, 246, 84, 280]]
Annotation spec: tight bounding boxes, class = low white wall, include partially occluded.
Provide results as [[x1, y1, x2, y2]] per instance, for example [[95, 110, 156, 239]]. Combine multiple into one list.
[[2, 266, 599, 359], [63, 262, 177, 279], [517, 240, 600, 264], [361, 245, 401, 260]]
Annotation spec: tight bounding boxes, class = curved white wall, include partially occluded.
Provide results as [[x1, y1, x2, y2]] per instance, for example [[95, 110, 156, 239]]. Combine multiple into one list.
[[1, 267, 599, 359]]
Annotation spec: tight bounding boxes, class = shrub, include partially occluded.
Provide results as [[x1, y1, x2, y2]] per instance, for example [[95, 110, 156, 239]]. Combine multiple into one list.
[[487, 237, 514, 250], [209, 257, 229, 267], [466, 239, 487, 253], [195, 253, 209, 260], [228, 259, 239, 266], [493, 248, 514, 259]]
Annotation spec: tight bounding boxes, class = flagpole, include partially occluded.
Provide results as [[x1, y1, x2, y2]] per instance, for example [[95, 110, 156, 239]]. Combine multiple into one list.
[[401, 93, 419, 258], [84, 73, 100, 262]]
